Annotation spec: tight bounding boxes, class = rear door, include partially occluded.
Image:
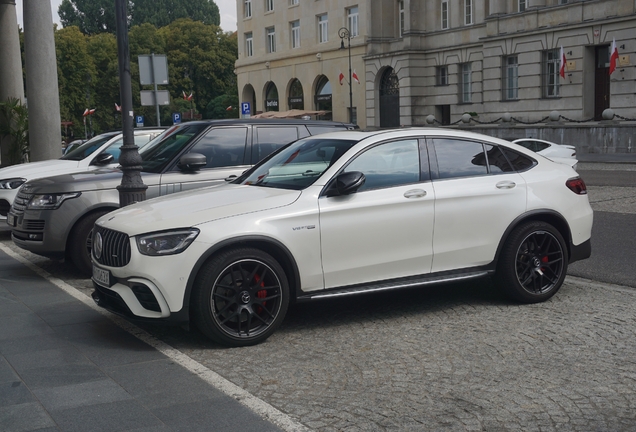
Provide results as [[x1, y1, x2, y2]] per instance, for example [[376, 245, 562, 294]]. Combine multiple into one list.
[[428, 138, 527, 272]]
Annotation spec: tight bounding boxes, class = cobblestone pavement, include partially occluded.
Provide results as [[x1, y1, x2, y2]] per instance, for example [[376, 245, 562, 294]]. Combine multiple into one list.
[[1, 164, 635, 431]]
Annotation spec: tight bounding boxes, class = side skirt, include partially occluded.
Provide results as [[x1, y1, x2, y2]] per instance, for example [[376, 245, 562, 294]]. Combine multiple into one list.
[[296, 268, 494, 302]]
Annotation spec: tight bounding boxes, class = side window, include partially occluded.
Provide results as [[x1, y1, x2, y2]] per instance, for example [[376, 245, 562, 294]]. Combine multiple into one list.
[[307, 125, 346, 135], [433, 138, 488, 179], [101, 137, 124, 163], [500, 147, 535, 171], [189, 127, 248, 169], [343, 139, 420, 192], [252, 127, 299, 164], [534, 141, 550, 152], [485, 145, 513, 173]]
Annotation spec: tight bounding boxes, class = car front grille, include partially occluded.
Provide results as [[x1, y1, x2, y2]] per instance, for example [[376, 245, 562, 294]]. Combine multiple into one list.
[[93, 225, 131, 267], [23, 220, 45, 230], [12, 189, 33, 215]]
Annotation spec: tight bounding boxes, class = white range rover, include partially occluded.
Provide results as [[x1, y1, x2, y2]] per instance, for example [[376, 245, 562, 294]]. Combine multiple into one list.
[[91, 128, 593, 347]]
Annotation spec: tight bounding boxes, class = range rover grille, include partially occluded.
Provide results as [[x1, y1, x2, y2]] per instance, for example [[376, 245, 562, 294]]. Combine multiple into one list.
[[93, 225, 131, 267], [11, 189, 33, 215]]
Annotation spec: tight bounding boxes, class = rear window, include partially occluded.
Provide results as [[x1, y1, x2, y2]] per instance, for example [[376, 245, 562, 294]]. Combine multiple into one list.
[[61, 134, 115, 161]]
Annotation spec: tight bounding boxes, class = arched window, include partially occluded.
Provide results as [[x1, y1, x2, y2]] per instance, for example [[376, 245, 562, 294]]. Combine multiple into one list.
[[379, 68, 400, 127], [288, 79, 304, 110], [265, 82, 279, 111], [314, 75, 332, 120]]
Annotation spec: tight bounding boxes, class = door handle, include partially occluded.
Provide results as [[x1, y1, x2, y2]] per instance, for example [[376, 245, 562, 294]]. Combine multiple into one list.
[[496, 181, 516, 189], [404, 189, 427, 198]]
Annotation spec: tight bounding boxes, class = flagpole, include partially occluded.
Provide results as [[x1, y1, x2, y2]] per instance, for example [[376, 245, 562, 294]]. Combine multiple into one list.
[[338, 27, 353, 124]]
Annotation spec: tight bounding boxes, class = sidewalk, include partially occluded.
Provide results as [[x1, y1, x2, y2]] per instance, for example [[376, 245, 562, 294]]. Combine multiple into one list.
[[0, 247, 286, 432]]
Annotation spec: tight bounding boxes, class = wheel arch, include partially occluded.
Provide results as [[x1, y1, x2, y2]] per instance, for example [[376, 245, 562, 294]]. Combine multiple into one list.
[[492, 210, 573, 269], [64, 205, 119, 259], [185, 235, 302, 317]]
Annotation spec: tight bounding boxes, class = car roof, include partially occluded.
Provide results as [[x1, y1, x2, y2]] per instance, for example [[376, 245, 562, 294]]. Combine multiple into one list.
[[176, 119, 355, 127]]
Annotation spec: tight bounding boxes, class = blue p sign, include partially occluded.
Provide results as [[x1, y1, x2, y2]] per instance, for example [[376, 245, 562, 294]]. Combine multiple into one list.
[[172, 112, 181, 124], [241, 102, 251, 115]]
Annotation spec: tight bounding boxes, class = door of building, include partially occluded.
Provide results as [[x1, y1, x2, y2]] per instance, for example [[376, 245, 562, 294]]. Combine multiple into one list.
[[594, 45, 610, 120], [379, 68, 400, 128]]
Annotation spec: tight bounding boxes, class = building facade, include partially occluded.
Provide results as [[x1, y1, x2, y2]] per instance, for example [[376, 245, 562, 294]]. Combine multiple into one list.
[[235, 0, 636, 129]]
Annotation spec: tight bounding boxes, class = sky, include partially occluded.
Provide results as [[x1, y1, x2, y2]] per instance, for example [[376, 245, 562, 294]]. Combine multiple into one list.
[[15, 0, 238, 32]]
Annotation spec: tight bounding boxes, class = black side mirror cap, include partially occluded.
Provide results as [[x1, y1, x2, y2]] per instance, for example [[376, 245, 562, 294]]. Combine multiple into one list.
[[92, 152, 115, 165], [325, 171, 365, 197], [177, 153, 207, 171]]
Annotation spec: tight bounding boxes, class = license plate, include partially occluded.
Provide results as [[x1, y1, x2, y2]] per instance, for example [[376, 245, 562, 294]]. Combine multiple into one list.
[[6, 213, 15, 227], [92, 265, 111, 287]]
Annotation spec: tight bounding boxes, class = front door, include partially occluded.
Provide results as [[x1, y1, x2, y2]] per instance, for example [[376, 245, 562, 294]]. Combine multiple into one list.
[[594, 45, 610, 120], [379, 68, 400, 128]]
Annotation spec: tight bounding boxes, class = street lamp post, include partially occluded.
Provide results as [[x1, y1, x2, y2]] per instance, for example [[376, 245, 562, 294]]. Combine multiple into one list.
[[338, 27, 353, 124]]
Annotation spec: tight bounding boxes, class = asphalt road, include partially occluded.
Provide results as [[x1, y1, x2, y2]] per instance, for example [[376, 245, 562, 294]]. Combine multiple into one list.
[[568, 165, 636, 287]]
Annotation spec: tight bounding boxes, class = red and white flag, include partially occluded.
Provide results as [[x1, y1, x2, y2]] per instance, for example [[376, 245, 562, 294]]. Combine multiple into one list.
[[83, 108, 95, 116], [352, 69, 360, 84], [609, 38, 619, 75], [559, 47, 566, 79], [115, 103, 121, 112], [226, 106, 233, 111], [182, 91, 194, 101], [338, 70, 345, 85]]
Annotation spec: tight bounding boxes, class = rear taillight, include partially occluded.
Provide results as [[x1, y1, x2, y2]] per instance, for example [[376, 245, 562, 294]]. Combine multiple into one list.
[[566, 177, 587, 195]]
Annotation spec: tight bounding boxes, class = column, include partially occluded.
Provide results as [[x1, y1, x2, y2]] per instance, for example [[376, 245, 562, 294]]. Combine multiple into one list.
[[23, 0, 62, 160], [0, 0, 26, 165]]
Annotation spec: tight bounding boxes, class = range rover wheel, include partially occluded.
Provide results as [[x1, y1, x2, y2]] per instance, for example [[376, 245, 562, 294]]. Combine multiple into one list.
[[69, 210, 111, 276], [495, 221, 568, 303], [192, 248, 289, 347]]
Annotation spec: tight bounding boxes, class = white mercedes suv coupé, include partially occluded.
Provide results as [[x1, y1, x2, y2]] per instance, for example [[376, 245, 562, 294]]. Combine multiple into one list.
[[91, 128, 593, 347]]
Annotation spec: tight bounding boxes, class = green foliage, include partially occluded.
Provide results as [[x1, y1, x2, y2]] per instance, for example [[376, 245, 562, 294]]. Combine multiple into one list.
[[59, 0, 219, 36], [206, 95, 239, 120], [0, 98, 30, 165], [53, 17, 238, 132]]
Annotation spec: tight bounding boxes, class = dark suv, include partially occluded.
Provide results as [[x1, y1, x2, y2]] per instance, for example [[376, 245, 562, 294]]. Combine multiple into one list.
[[9, 119, 357, 274]]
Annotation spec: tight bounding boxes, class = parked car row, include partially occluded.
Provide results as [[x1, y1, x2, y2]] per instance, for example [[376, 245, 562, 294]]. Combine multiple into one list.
[[3, 122, 592, 347]]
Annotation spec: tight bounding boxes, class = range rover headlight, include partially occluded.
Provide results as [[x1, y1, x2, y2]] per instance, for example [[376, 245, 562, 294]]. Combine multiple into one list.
[[27, 192, 81, 209], [136, 228, 200, 256], [0, 178, 26, 189]]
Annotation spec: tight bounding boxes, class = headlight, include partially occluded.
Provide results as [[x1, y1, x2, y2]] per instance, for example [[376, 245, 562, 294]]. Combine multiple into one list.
[[27, 193, 81, 209], [136, 228, 200, 256], [0, 178, 26, 189]]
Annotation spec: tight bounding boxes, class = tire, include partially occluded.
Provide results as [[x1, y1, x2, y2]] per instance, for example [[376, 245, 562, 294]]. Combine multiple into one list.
[[192, 247, 290, 347], [69, 210, 111, 276], [495, 221, 568, 304]]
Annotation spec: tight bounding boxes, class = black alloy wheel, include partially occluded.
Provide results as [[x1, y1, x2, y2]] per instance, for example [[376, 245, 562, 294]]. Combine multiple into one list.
[[69, 209, 111, 276], [193, 248, 289, 346], [496, 221, 568, 303]]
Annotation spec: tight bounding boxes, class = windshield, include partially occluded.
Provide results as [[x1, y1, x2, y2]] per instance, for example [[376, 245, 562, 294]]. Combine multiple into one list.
[[60, 134, 116, 161], [237, 137, 358, 190], [139, 124, 209, 173]]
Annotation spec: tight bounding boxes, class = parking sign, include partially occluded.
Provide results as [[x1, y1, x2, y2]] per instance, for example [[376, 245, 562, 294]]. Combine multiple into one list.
[[172, 112, 181, 124], [241, 102, 251, 116], [135, 115, 144, 127]]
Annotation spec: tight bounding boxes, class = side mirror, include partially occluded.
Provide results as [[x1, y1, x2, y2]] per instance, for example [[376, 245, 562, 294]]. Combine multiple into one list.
[[325, 171, 365, 197], [177, 153, 207, 171], [225, 175, 237, 182], [92, 153, 114, 165]]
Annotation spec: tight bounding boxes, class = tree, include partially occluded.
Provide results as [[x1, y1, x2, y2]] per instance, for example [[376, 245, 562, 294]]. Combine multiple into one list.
[[55, 26, 96, 138], [59, 0, 220, 36], [58, 0, 122, 35], [0, 98, 29, 165]]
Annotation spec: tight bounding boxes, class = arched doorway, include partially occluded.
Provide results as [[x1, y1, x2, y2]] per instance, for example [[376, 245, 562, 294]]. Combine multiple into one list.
[[314, 75, 332, 120], [288, 79, 304, 110], [265, 82, 279, 111], [379, 68, 400, 127]]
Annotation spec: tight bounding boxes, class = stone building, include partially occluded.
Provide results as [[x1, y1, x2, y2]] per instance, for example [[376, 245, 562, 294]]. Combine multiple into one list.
[[235, 0, 636, 130]]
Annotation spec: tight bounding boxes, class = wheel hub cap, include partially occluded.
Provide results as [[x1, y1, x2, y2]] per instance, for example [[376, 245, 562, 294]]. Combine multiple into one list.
[[240, 291, 251, 304]]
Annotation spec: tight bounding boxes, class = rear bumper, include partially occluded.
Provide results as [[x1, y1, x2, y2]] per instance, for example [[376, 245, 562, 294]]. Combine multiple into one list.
[[569, 238, 591, 264]]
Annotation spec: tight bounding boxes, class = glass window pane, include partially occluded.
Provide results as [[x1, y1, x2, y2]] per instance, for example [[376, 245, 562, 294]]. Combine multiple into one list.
[[433, 139, 488, 179]]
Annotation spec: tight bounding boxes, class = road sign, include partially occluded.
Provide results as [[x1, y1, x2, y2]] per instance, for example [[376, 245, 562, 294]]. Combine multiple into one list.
[[138, 54, 169, 85], [136, 115, 144, 127], [140, 90, 170, 106], [241, 102, 251, 119], [173, 112, 181, 125]]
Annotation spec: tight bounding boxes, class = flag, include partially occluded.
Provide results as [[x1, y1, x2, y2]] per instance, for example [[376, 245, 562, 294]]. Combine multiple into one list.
[[226, 106, 233, 111], [115, 103, 121, 112], [352, 69, 360, 84], [182, 90, 188, 100], [609, 38, 619, 75], [338, 70, 345, 85], [83, 108, 95, 116], [559, 47, 566, 79]]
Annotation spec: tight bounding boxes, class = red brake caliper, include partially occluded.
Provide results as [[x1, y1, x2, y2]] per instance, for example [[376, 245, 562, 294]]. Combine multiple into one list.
[[254, 274, 267, 312], [541, 255, 549, 272]]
